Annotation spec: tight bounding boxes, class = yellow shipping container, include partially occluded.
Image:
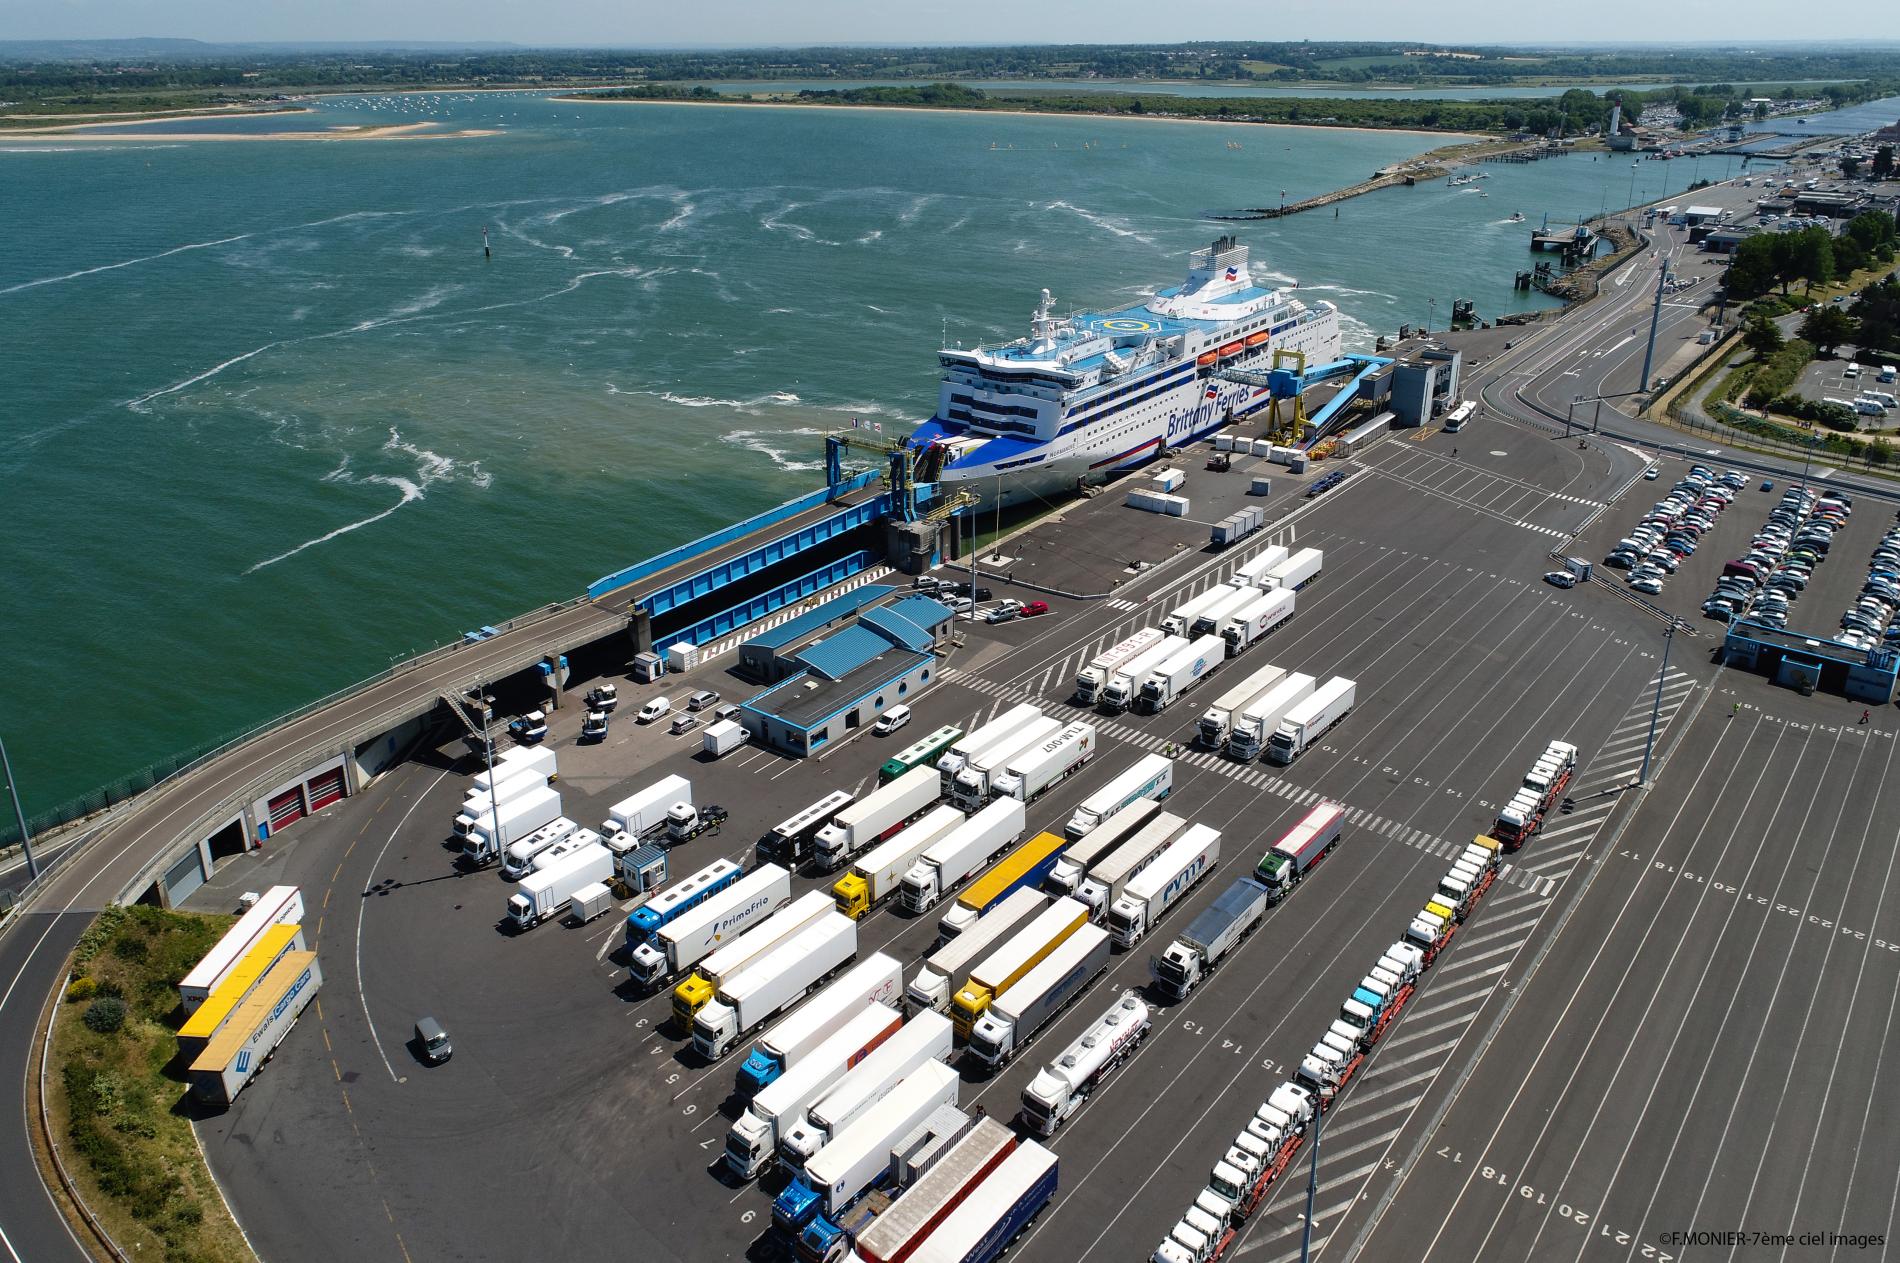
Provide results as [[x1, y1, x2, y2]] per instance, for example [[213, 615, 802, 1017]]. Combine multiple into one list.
[[177, 924, 304, 1057], [951, 896, 1088, 1039]]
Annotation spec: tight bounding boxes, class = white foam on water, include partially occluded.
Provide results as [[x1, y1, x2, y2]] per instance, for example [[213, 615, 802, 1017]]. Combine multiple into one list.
[[721, 427, 828, 474], [1041, 200, 1156, 246]]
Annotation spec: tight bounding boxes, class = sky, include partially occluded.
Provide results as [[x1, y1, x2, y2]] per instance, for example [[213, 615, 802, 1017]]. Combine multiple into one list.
[[6, 0, 1893, 48]]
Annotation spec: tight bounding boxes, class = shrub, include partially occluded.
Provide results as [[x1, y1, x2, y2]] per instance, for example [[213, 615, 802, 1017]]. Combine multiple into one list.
[[65, 976, 99, 1003], [83, 996, 127, 1034], [73, 905, 129, 966], [1743, 339, 1814, 409]]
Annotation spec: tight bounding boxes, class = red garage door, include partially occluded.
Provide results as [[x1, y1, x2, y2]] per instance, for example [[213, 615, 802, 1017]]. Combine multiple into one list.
[[267, 787, 305, 832], [305, 768, 346, 812]]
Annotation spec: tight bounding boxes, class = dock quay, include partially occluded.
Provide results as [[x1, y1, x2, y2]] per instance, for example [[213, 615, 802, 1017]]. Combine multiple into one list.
[[1206, 162, 1447, 221]]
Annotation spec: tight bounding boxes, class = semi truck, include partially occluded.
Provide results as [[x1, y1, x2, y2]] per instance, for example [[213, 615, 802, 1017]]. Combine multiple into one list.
[[1100, 635, 1189, 712], [1106, 824, 1220, 949], [1223, 672, 1316, 762], [906, 887, 1047, 1015], [1135, 635, 1227, 714], [506, 842, 613, 930], [1260, 547, 1323, 592], [672, 889, 836, 1023], [601, 774, 692, 844], [461, 785, 564, 867], [939, 831, 1071, 939], [1189, 585, 1259, 639], [778, 1010, 955, 1177], [1254, 802, 1344, 905], [899, 797, 1028, 914], [804, 1106, 975, 1263], [1163, 586, 1240, 638], [1492, 739, 1577, 850], [1064, 753, 1171, 841], [737, 952, 905, 1096], [1338, 944, 1424, 1050], [1264, 676, 1355, 766], [1234, 545, 1289, 587], [1151, 877, 1270, 1001], [1074, 628, 1166, 705], [1404, 898, 1459, 966], [1075, 810, 1187, 920], [1019, 990, 1151, 1136], [1196, 663, 1288, 750], [724, 1002, 905, 1182], [504, 826, 598, 883], [178, 885, 303, 1014], [951, 897, 1091, 1039], [693, 912, 860, 1061], [854, 1117, 1018, 1263], [629, 863, 793, 987], [990, 722, 1097, 803], [496, 816, 583, 879], [1201, 1082, 1316, 1224], [967, 923, 1113, 1069], [772, 1061, 962, 1237], [935, 704, 1043, 782], [1050, 799, 1163, 895], [906, 1141, 1058, 1263], [452, 766, 547, 834], [816, 766, 942, 873], [1220, 587, 1296, 656], [949, 717, 1063, 811], [760, 789, 858, 871], [833, 806, 967, 920]]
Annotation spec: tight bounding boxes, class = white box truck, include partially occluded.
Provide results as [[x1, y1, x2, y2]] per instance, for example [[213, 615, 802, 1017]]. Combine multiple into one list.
[[723, 1002, 904, 1181], [629, 863, 793, 987], [816, 766, 941, 872], [1225, 671, 1316, 761], [471, 745, 556, 794], [1190, 585, 1259, 638], [507, 825, 601, 882], [1134, 635, 1227, 714], [907, 886, 1048, 1015], [601, 774, 693, 844], [1074, 628, 1165, 705], [991, 722, 1097, 803], [464, 785, 563, 868], [949, 717, 1062, 811], [778, 1010, 955, 1176], [1106, 823, 1220, 949], [702, 720, 748, 757], [899, 797, 1028, 914], [453, 766, 546, 834], [1261, 547, 1323, 592], [967, 923, 1113, 1069], [692, 912, 860, 1060], [671, 889, 836, 1025], [1220, 587, 1295, 656], [736, 952, 904, 1096], [936, 704, 1043, 782], [1049, 800, 1164, 896], [1197, 663, 1287, 750], [1163, 586, 1238, 638], [1265, 676, 1356, 766], [1064, 753, 1172, 841], [1075, 810, 1187, 921], [507, 842, 613, 930], [1101, 635, 1189, 711], [832, 805, 966, 921], [496, 816, 583, 879]]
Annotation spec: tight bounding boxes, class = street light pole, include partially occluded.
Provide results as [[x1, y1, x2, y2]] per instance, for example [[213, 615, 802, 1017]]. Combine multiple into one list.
[[1637, 620, 1681, 787], [1, 733, 38, 882], [1298, 1096, 1326, 1263], [1427, 298, 1436, 336], [1638, 260, 1672, 396]]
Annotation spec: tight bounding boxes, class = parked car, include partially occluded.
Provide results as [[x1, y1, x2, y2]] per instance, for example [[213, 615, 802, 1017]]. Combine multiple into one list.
[[1021, 600, 1050, 617], [669, 714, 699, 735], [873, 705, 913, 736], [1544, 571, 1579, 589], [638, 697, 672, 723]]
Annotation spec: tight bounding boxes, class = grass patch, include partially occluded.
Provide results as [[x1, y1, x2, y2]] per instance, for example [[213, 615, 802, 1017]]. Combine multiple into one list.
[[1743, 338, 1815, 409], [50, 904, 253, 1262]]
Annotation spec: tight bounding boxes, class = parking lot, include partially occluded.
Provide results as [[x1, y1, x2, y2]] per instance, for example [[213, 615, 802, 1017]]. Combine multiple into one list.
[[1792, 352, 1899, 428], [174, 410, 1899, 1263]]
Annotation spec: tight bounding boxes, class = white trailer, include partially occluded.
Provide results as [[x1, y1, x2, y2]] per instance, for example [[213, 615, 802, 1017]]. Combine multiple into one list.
[[629, 863, 793, 987], [949, 717, 1062, 811], [967, 923, 1113, 1068], [671, 889, 837, 1024], [815, 766, 941, 872], [1190, 585, 1259, 638], [601, 774, 692, 843], [1134, 635, 1226, 714], [461, 784, 563, 866], [508, 825, 600, 882], [991, 722, 1097, 803], [1101, 634, 1189, 711], [1048, 801, 1164, 897], [1220, 587, 1296, 656], [907, 1141, 1058, 1263], [497, 816, 583, 879], [506, 842, 613, 930], [1197, 662, 1287, 750], [1261, 547, 1323, 592], [899, 797, 1028, 914], [1224, 671, 1317, 761], [907, 886, 1048, 1015], [1075, 810, 1187, 920], [936, 704, 1043, 782], [1265, 676, 1356, 766], [1106, 823, 1220, 948], [723, 1003, 904, 1181], [1064, 753, 1173, 841], [471, 744, 556, 794], [1235, 545, 1289, 587], [832, 805, 966, 921], [178, 885, 303, 1014], [736, 952, 904, 1095], [693, 913, 859, 1060], [778, 1010, 955, 1176], [853, 1117, 1019, 1263], [797, 1061, 961, 1223], [1162, 586, 1239, 638], [1074, 628, 1165, 705], [1019, 989, 1151, 1135], [453, 767, 547, 833]]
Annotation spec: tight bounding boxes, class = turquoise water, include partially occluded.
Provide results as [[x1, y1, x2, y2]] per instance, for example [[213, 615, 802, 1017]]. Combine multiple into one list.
[[0, 92, 1748, 819], [697, 79, 1863, 102]]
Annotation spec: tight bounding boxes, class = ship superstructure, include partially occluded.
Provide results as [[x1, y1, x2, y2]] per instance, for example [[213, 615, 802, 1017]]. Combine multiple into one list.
[[909, 236, 1341, 506]]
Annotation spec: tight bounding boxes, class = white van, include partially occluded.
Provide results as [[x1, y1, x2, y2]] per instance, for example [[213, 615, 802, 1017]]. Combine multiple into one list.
[[1844, 363, 1861, 380], [1880, 365, 1897, 384]]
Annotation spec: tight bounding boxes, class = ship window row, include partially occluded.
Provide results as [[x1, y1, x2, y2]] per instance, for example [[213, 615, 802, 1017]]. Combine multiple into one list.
[[946, 409, 1037, 436], [946, 393, 1043, 420], [1059, 374, 1199, 438], [1066, 364, 1195, 422]]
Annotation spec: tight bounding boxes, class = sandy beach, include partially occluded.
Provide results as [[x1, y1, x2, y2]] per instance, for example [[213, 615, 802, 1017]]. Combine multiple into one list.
[[0, 121, 499, 143]]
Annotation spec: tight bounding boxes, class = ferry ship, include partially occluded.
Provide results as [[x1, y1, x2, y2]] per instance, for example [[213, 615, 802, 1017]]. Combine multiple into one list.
[[909, 236, 1341, 508]]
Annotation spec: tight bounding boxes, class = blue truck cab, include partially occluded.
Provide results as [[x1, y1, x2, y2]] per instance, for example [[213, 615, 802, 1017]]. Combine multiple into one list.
[[773, 1178, 822, 1236]]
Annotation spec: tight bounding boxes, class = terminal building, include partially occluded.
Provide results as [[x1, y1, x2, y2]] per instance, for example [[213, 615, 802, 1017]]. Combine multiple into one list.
[[736, 594, 955, 756]]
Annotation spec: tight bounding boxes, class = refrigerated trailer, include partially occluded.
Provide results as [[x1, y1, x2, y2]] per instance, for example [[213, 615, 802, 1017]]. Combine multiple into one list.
[[1224, 671, 1316, 762], [736, 952, 905, 1096], [1074, 628, 1166, 706], [1106, 824, 1220, 949], [816, 766, 942, 872], [1100, 636, 1189, 712], [1264, 676, 1355, 766], [906, 887, 1048, 1015], [1134, 636, 1227, 714], [939, 831, 1071, 939], [178, 885, 303, 1014], [1064, 753, 1172, 840], [833, 806, 967, 921], [899, 798, 1028, 914], [949, 717, 1063, 811], [935, 704, 1043, 781], [1049, 799, 1163, 896], [693, 912, 860, 1061], [1197, 662, 1288, 750], [1075, 811, 1187, 920], [629, 863, 794, 987], [672, 889, 836, 1024], [989, 722, 1097, 804], [778, 1010, 956, 1177], [723, 1003, 905, 1182], [966, 924, 1113, 1069], [1220, 587, 1295, 656], [951, 897, 1091, 1039]]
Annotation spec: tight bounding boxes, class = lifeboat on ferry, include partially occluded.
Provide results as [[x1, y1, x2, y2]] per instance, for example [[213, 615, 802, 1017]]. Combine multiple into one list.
[[1217, 340, 1246, 358], [1245, 331, 1271, 347], [1196, 350, 1219, 367]]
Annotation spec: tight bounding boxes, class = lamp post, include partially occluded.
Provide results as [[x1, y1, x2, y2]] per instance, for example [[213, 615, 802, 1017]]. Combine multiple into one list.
[[1, 733, 38, 882], [1426, 298, 1436, 336], [1637, 619, 1683, 787], [1628, 161, 1640, 215]]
